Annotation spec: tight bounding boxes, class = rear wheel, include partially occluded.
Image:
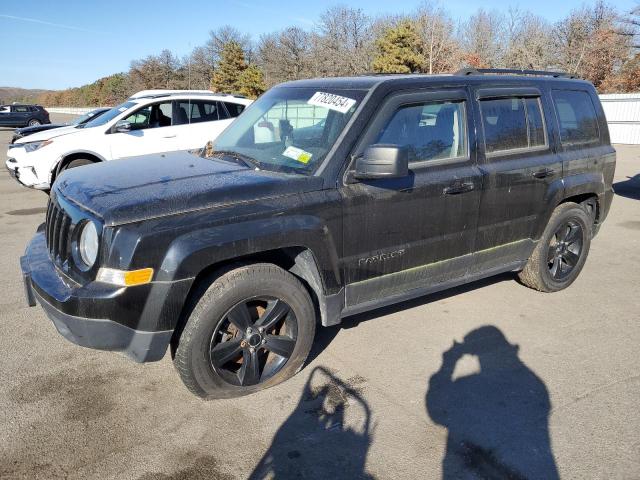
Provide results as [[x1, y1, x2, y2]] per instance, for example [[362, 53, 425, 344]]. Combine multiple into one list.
[[174, 263, 316, 399], [519, 202, 592, 292], [28, 119, 41, 126]]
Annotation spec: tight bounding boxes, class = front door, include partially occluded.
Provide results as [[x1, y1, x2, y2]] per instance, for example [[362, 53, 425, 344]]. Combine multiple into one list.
[[340, 89, 482, 309], [109, 101, 180, 159], [471, 87, 563, 273]]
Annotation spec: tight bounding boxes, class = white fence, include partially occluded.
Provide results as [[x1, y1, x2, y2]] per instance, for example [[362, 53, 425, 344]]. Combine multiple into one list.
[[47, 94, 640, 145], [599, 94, 640, 145], [45, 107, 105, 115]]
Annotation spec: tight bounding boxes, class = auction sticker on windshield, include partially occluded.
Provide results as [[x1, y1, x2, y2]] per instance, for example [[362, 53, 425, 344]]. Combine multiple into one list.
[[308, 92, 356, 114], [283, 146, 313, 164]]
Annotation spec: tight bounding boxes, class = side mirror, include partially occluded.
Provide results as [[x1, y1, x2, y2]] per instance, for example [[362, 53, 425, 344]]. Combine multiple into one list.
[[114, 121, 131, 133], [354, 144, 409, 180]]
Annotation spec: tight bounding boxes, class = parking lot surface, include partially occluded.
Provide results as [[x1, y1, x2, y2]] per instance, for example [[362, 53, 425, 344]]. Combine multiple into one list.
[[1, 115, 639, 479]]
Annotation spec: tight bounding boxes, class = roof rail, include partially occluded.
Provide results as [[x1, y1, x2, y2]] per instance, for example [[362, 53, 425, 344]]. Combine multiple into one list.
[[455, 68, 576, 79]]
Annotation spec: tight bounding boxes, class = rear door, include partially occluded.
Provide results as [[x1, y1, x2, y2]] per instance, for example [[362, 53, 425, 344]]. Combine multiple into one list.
[[340, 89, 482, 309], [471, 86, 563, 273], [174, 100, 245, 150], [109, 101, 180, 159]]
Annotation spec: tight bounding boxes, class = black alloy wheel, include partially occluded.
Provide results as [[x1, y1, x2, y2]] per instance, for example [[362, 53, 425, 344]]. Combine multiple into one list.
[[547, 220, 583, 280], [209, 297, 298, 387]]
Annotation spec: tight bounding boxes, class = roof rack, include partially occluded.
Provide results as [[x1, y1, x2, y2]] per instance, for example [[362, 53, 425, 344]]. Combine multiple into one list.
[[455, 68, 576, 79]]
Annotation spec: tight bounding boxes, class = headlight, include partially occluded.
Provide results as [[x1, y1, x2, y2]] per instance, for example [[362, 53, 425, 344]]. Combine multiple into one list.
[[24, 139, 53, 153], [78, 221, 99, 267]]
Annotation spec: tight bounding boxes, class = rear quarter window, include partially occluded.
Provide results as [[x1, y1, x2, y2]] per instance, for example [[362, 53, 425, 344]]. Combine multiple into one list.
[[224, 102, 245, 118], [552, 90, 600, 146]]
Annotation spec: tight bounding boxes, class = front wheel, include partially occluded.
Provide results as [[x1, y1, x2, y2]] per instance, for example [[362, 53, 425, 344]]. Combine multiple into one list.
[[519, 202, 592, 292], [174, 263, 316, 399]]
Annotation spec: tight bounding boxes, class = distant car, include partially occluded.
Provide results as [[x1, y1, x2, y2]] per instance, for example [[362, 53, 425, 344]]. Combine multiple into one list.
[[6, 91, 251, 190], [0, 104, 50, 127], [11, 108, 110, 143]]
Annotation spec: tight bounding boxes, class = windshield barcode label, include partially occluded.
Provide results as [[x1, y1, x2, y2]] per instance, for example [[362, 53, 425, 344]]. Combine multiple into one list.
[[308, 92, 356, 114]]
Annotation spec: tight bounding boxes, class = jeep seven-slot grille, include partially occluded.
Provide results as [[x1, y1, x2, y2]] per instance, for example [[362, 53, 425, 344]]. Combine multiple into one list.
[[45, 197, 72, 265]]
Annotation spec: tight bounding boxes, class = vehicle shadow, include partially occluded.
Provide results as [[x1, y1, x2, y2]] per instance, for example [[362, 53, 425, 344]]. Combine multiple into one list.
[[249, 366, 374, 479], [306, 273, 515, 366], [425, 325, 558, 479], [613, 174, 640, 200]]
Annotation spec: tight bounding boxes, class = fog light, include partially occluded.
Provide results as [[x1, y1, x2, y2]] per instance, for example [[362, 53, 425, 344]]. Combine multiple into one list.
[[97, 267, 154, 286]]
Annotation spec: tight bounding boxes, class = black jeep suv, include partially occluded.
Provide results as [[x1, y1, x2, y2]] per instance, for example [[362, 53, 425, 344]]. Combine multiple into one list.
[[21, 69, 615, 398]]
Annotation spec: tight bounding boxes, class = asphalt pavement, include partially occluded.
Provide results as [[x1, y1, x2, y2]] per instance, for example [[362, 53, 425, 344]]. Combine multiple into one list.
[[0, 114, 638, 479]]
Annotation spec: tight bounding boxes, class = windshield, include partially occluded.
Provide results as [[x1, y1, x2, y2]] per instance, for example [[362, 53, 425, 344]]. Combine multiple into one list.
[[72, 109, 105, 126], [82, 102, 136, 128], [212, 87, 365, 175]]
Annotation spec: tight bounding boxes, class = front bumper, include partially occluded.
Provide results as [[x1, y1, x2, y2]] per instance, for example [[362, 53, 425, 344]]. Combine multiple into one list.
[[5, 158, 48, 189], [20, 231, 185, 363]]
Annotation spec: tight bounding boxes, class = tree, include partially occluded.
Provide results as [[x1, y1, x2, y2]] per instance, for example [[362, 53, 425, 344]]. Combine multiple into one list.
[[211, 41, 246, 93], [372, 20, 424, 73], [258, 27, 312, 87], [503, 9, 554, 70], [237, 64, 266, 98], [553, 1, 631, 88], [459, 9, 505, 68], [314, 6, 374, 76], [414, 2, 461, 73]]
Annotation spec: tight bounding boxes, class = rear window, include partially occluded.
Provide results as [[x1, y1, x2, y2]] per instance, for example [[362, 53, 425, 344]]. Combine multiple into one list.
[[552, 90, 600, 145], [480, 97, 547, 154], [224, 102, 245, 118]]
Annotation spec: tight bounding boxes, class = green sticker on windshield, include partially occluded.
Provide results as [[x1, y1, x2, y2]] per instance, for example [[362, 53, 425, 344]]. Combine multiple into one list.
[[283, 146, 313, 164]]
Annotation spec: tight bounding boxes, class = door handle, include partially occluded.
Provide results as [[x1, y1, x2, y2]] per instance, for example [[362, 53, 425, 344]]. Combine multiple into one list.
[[532, 168, 555, 179], [443, 182, 475, 195], [162, 134, 177, 139]]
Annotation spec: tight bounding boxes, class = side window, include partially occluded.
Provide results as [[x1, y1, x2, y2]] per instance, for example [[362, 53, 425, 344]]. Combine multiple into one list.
[[14, 106, 29, 113], [552, 90, 600, 145], [372, 100, 467, 163], [480, 97, 546, 154], [178, 101, 225, 124], [224, 102, 245, 118], [122, 102, 173, 130]]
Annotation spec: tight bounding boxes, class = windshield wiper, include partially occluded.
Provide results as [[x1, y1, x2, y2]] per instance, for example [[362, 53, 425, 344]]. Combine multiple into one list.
[[209, 150, 261, 170]]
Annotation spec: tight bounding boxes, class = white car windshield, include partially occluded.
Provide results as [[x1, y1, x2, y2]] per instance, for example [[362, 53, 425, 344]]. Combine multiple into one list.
[[212, 87, 365, 175], [82, 102, 136, 128]]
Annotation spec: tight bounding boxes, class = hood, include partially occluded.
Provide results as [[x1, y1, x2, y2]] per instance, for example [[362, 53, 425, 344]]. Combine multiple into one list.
[[55, 150, 324, 226], [14, 125, 84, 143], [16, 123, 66, 134]]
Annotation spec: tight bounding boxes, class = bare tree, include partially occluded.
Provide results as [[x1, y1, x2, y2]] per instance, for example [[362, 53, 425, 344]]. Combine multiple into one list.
[[314, 6, 374, 76], [503, 9, 554, 70], [258, 27, 312, 87], [553, 1, 632, 87], [414, 2, 461, 73], [459, 9, 505, 68]]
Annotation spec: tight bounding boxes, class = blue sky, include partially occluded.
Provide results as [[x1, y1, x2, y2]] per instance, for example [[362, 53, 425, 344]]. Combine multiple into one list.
[[0, 0, 636, 90]]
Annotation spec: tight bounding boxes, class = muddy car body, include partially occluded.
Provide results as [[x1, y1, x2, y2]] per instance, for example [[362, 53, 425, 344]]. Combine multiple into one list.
[[21, 70, 615, 398]]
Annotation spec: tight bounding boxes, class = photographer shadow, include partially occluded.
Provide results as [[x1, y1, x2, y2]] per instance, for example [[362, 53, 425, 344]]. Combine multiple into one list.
[[425, 326, 559, 479], [249, 366, 374, 479]]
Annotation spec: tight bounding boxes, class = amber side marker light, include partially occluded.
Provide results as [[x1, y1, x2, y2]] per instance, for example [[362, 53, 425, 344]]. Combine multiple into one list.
[[97, 268, 154, 286]]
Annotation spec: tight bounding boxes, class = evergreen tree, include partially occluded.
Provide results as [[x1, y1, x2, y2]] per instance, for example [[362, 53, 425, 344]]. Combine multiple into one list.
[[372, 21, 424, 74], [210, 41, 248, 94], [237, 64, 266, 98]]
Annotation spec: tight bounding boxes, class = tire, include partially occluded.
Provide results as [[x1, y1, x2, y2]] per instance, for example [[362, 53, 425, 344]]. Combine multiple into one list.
[[174, 263, 316, 399], [28, 119, 41, 126], [64, 158, 94, 170], [518, 202, 592, 292]]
